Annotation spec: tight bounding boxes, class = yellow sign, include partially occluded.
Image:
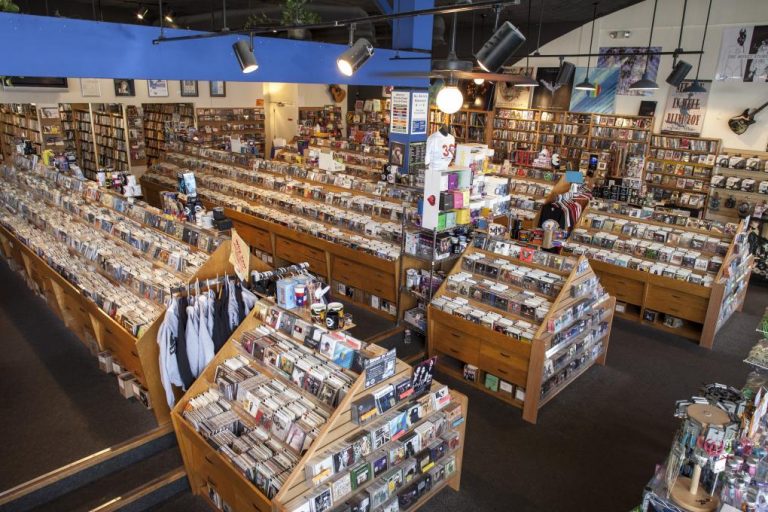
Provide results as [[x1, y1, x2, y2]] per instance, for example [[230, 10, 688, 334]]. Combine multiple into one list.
[[229, 229, 250, 282]]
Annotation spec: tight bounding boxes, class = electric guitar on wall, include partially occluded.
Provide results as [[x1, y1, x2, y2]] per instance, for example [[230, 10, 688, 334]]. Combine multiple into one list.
[[728, 100, 768, 135]]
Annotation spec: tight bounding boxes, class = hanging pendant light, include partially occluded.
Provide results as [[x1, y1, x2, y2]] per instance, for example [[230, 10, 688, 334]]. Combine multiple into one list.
[[629, 0, 659, 91], [683, 0, 712, 93], [665, 0, 692, 86], [575, 3, 599, 91], [515, 0, 540, 87]]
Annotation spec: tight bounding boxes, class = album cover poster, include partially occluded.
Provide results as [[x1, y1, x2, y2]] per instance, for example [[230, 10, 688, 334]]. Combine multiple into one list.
[[492, 67, 533, 109], [715, 25, 768, 82], [660, 80, 711, 136], [597, 46, 661, 96], [530, 67, 573, 110]]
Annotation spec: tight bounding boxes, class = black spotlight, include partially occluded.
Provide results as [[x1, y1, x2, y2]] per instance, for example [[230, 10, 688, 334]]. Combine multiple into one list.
[[666, 60, 693, 87], [475, 21, 526, 73], [555, 61, 575, 86]]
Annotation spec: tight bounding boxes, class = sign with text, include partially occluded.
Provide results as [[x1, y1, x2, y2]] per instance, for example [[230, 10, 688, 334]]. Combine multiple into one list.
[[229, 229, 250, 282], [390, 90, 410, 135], [661, 80, 710, 136], [410, 92, 428, 134]]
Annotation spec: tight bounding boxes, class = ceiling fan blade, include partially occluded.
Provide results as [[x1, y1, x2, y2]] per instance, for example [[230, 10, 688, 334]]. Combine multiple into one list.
[[374, 71, 446, 78], [452, 71, 530, 82]]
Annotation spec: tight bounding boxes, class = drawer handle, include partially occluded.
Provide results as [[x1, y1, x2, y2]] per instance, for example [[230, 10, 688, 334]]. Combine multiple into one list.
[[496, 368, 508, 375], [449, 348, 460, 354], [499, 352, 511, 358], [131, 350, 139, 358], [205, 456, 215, 465], [450, 332, 461, 339]]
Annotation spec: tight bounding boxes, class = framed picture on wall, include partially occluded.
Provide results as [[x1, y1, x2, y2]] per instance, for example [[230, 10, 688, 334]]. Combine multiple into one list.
[[210, 81, 226, 97], [147, 79, 169, 97], [114, 79, 135, 97], [180, 80, 198, 97], [80, 78, 101, 97]]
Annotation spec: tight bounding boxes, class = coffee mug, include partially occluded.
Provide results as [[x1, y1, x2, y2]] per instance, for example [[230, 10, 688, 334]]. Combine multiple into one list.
[[326, 302, 345, 330], [310, 303, 326, 324]]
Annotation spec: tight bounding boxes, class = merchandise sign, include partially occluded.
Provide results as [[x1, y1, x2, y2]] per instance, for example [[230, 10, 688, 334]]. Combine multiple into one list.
[[410, 92, 429, 134], [390, 91, 410, 135], [364, 349, 397, 389], [229, 229, 250, 282]]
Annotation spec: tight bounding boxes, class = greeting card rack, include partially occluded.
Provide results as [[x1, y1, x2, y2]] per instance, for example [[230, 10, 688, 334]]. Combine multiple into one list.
[[171, 308, 468, 512], [427, 242, 615, 424], [565, 202, 752, 348]]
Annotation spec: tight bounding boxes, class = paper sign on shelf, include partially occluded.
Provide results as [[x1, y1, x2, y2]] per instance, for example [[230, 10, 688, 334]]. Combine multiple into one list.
[[229, 229, 250, 282]]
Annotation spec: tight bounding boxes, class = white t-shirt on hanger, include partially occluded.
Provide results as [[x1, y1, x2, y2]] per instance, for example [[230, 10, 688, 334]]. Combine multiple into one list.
[[425, 130, 456, 172]]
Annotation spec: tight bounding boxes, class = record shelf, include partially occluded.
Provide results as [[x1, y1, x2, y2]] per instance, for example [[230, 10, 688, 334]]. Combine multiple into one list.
[[196, 106, 266, 154], [0, 159, 233, 425], [172, 304, 468, 512], [565, 199, 752, 348], [428, 240, 615, 424]]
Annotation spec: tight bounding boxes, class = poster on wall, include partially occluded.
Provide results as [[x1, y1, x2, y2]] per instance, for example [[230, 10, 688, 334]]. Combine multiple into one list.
[[597, 46, 661, 96], [390, 90, 410, 135], [715, 25, 768, 82], [493, 67, 533, 109], [530, 67, 573, 110], [80, 78, 101, 97], [660, 80, 711, 136], [411, 92, 429, 134], [569, 67, 619, 114]]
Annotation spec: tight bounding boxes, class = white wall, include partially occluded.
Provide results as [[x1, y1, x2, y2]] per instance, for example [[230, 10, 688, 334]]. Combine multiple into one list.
[[528, 0, 768, 151]]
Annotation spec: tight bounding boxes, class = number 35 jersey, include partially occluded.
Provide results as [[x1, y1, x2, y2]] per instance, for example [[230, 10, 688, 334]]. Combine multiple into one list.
[[425, 130, 456, 171]]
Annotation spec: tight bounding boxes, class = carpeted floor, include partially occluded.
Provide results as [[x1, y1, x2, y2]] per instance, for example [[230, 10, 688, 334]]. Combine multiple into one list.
[[2, 249, 766, 511], [0, 261, 157, 491]]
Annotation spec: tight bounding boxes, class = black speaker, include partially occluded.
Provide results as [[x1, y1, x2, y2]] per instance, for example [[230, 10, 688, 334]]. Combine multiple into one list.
[[555, 61, 575, 86], [666, 60, 693, 87], [475, 21, 526, 73]]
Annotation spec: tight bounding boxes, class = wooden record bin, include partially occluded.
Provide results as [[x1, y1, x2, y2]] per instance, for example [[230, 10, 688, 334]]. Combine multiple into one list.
[[0, 227, 246, 425], [568, 208, 753, 348], [427, 244, 615, 424], [171, 309, 468, 512]]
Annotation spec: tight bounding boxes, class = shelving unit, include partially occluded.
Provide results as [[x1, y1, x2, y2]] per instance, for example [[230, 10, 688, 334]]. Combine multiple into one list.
[[429, 107, 491, 145], [125, 105, 148, 168], [707, 148, 768, 224], [142, 103, 195, 163], [58, 103, 79, 154], [307, 139, 388, 183], [347, 98, 389, 146], [38, 105, 66, 153], [299, 106, 343, 139], [92, 103, 130, 173], [565, 200, 752, 348], [172, 307, 468, 512], [428, 241, 614, 424], [196, 107, 266, 154], [72, 103, 98, 178], [0, 103, 42, 160]]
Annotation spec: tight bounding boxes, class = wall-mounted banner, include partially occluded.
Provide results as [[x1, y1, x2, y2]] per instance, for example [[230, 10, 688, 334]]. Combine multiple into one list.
[[493, 67, 534, 109], [569, 67, 619, 114], [661, 80, 711, 136], [390, 90, 411, 135], [598, 47, 661, 96], [410, 92, 429, 134], [715, 25, 768, 82]]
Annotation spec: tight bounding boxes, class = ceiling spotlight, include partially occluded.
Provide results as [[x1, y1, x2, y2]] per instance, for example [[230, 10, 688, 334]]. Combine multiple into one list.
[[629, 0, 659, 91], [475, 21, 526, 73], [337, 24, 374, 77], [233, 37, 258, 74], [164, 10, 174, 23], [436, 83, 463, 114], [609, 30, 631, 39], [514, 75, 539, 87], [555, 61, 575, 86], [473, 78, 485, 85], [666, 60, 693, 87], [136, 7, 149, 20]]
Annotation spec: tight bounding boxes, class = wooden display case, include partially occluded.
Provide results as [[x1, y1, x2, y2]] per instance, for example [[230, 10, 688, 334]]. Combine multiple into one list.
[[171, 308, 468, 512], [427, 243, 615, 424], [567, 204, 752, 348], [707, 148, 768, 224]]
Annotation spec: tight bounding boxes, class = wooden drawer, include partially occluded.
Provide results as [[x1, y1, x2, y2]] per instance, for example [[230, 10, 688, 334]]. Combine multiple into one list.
[[332, 257, 396, 302], [101, 325, 144, 383], [598, 272, 645, 305], [646, 285, 708, 323], [275, 237, 327, 276], [431, 321, 481, 365], [479, 343, 528, 387], [233, 222, 272, 253], [234, 480, 272, 512], [181, 426, 235, 501]]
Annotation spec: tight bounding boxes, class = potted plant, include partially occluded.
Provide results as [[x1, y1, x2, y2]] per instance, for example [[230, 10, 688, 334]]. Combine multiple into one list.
[[281, 0, 320, 40]]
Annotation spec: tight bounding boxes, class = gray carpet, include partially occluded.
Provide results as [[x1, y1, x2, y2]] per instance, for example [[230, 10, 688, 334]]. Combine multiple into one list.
[[0, 261, 157, 491]]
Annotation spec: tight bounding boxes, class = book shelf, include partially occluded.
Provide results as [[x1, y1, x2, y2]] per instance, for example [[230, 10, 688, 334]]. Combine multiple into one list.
[[299, 106, 344, 139], [72, 103, 98, 178], [428, 241, 614, 424], [92, 103, 130, 173], [171, 307, 468, 512], [142, 103, 195, 163], [196, 107, 266, 154], [0, 103, 42, 160], [58, 103, 79, 154], [428, 107, 491, 145], [564, 199, 752, 348], [707, 148, 768, 224], [347, 98, 390, 146], [644, 134, 720, 214], [38, 105, 66, 152], [125, 105, 148, 167]]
